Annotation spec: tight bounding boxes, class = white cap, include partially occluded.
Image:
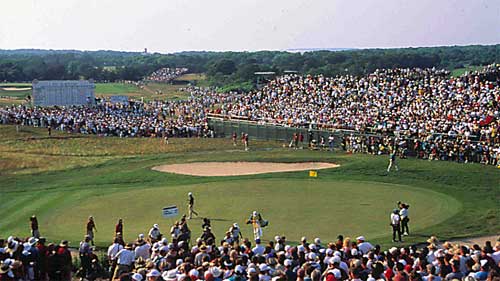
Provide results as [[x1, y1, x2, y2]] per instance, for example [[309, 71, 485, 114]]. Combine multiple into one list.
[[351, 249, 358, 256], [188, 192, 192, 196], [233, 223, 239, 228], [259, 264, 269, 272], [274, 236, 281, 242], [132, 273, 143, 281], [307, 252, 317, 260], [284, 259, 292, 267], [138, 234, 144, 239], [326, 248, 334, 255], [252, 211, 257, 216], [248, 267, 257, 275], [331, 256, 341, 264], [211, 267, 222, 278], [301, 236, 307, 242], [153, 224, 159, 228], [309, 244, 317, 250], [235, 265, 245, 274], [314, 238, 321, 244], [147, 269, 161, 277], [356, 236, 365, 241]]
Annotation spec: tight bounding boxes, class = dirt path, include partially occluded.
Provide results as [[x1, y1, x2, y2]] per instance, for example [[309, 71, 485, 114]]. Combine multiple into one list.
[[152, 161, 339, 176], [447, 235, 499, 247]]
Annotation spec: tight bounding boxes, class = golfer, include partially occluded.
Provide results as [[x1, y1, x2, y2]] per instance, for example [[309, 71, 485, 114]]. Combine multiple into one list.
[[247, 211, 266, 240], [86, 216, 97, 246], [187, 192, 198, 219], [387, 149, 399, 172]]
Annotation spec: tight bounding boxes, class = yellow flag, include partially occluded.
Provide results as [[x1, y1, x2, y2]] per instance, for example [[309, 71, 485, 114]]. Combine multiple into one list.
[[309, 170, 318, 177]]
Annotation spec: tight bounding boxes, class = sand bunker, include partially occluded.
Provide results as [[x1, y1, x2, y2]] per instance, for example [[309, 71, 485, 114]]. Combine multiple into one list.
[[1, 87, 31, 91], [152, 162, 339, 176]]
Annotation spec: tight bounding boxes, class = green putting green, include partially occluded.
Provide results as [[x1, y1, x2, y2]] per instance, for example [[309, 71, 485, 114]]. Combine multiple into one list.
[[42, 179, 459, 245]]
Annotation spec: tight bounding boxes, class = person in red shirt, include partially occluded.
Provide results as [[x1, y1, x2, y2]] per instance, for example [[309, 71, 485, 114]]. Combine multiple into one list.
[[86, 216, 97, 246], [393, 262, 408, 281], [30, 215, 40, 238], [56, 240, 72, 281], [115, 218, 123, 237], [36, 237, 49, 281]]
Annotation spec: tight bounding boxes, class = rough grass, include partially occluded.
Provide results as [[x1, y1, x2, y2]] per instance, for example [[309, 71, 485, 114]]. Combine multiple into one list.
[[0, 125, 498, 249], [176, 73, 207, 81]]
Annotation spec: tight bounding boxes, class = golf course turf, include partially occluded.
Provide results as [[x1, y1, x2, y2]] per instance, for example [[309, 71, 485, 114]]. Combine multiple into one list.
[[0, 125, 498, 249]]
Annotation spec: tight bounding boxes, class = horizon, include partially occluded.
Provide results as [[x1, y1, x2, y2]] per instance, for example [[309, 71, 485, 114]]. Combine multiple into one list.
[[1, 43, 498, 55], [1, 0, 499, 53]]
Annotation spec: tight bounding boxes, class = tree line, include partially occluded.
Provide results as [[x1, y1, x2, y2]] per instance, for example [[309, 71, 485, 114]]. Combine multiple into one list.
[[0, 45, 498, 90]]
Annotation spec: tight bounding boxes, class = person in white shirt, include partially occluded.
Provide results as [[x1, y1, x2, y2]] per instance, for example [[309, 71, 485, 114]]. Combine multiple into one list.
[[148, 224, 162, 243], [107, 237, 124, 278], [492, 242, 500, 264], [252, 239, 265, 256], [399, 203, 410, 236], [390, 209, 402, 242], [112, 243, 135, 280], [134, 234, 151, 260], [229, 223, 243, 243], [356, 236, 374, 254]]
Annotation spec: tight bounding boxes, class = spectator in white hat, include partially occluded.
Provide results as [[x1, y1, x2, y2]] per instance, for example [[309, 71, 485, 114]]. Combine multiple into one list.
[[146, 269, 161, 281], [135, 234, 151, 260], [132, 272, 144, 281], [356, 236, 374, 254], [148, 224, 162, 243]]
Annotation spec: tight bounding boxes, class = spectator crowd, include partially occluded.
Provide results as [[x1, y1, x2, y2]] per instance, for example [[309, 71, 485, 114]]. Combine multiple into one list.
[[0, 98, 213, 139], [144, 68, 189, 83], [1, 216, 499, 281], [0, 65, 499, 165]]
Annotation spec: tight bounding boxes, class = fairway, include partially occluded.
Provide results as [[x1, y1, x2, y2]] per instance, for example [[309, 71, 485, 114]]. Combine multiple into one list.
[[42, 179, 459, 245]]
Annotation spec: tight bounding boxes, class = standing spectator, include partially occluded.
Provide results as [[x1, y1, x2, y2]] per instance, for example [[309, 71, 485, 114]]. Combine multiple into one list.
[[390, 209, 402, 243], [148, 224, 162, 243], [399, 204, 410, 236], [188, 192, 199, 219], [107, 237, 123, 280], [86, 216, 97, 246], [78, 235, 92, 280], [112, 243, 135, 280], [55, 240, 72, 281], [244, 134, 249, 151], [232, 132, 237, 146], [30, 215, 40, 238]]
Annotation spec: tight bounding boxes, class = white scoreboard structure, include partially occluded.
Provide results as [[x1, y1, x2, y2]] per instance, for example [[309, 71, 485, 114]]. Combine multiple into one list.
[[32, 80, 96, 107]]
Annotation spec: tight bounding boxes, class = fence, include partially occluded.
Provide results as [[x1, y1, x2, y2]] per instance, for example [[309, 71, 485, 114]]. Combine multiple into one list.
[[208, 117, 348, 147]]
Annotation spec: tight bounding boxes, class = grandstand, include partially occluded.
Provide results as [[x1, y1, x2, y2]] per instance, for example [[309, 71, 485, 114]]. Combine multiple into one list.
[[32, 80, 95, 107]]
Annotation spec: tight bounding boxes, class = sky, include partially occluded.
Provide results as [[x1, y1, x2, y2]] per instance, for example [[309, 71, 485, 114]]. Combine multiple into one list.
[[0, 0, 499, 53]]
